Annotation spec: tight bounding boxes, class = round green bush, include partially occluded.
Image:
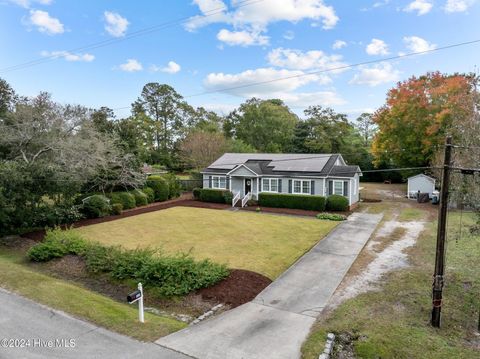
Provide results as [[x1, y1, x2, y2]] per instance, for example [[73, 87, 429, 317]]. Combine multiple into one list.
[[82, 195, 111, 218], [326, 194, 349, 211], [109, 192, 136, 210], [112, 203, 123, 215], [142, 187, 155, 203], [132, 189, 148, 207], [193, 188, 201, 200], [146, 176, 169, 202], [223, 191, 233, 204]]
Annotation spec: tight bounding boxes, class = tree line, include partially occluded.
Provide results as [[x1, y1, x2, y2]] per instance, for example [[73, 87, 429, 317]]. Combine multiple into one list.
[[0, 71, 478, 234]]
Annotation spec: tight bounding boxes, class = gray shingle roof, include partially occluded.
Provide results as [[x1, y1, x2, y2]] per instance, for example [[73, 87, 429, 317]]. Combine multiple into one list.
[[203, 153, 361, 177]]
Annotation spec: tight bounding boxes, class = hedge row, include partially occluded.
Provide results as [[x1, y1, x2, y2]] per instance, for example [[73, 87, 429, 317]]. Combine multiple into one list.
[[197, 188, 230, 203], [27, 228, 229, 297], [258, 193, 326, 211], [81, 187, 156, 219]]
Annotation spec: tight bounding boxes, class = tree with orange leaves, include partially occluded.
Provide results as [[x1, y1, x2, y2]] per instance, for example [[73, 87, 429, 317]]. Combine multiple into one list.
[[371, 72, 478, 168]]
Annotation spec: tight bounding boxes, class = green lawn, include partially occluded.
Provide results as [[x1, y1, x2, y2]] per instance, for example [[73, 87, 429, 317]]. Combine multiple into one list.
[[76, 207, 338, 279], [301, 212, 480, 359], [0, 249, 186, 341]]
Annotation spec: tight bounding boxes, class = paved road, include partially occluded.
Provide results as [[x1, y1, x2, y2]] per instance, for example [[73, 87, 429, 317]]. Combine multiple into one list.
[[0, 288, 189, 359], [157, 212, 383, 359]]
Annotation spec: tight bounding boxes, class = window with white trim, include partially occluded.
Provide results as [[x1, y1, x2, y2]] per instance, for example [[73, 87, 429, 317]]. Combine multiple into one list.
[[212, 176, 226, 189], [262, 178, 278, 192], [333, 180, 344, 195], [293, 180, 310, 194]]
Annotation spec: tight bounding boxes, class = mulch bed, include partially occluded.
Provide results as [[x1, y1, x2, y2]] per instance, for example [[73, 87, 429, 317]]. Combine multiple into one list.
[[240, 205, 351, 218], [196, 269, 272, 308], [31, 255, 271, 313]]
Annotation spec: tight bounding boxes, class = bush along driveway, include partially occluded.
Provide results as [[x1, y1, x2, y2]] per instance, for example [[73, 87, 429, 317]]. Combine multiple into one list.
[[156, 212, 383, 359]]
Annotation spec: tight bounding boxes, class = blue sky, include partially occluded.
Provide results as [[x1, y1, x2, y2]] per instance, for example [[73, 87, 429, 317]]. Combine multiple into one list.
[[1, 0, 479, 119]]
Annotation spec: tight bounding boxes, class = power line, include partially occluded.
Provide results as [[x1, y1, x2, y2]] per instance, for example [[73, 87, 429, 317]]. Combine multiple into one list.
[[111, 38, 480, 111], [0, 0, 264, 74], [20, 166, 437, 182]]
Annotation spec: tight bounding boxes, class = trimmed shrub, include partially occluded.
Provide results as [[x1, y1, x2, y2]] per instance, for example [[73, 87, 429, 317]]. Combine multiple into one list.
[[163, 173, 182, 199], [137, 255, 229, 296], [111, 203, 123, 215], [316, 212, 346, 221], [81, 195, 111, 218], [27, 228, 88, 262], [109, 192, 136, 210], [142, 187, 155, 203], [27, 229, 229, 297], [258, 193, 326, 211], [146, 176, 169, 202], [193, 188, 201, 200], [199, 189, 227, 203], [132, 189, 148, 207], [223, 191, 233, 204], [326, 194, 349, 211]]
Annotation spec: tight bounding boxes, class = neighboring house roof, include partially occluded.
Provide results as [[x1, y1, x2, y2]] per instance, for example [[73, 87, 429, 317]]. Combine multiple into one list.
[[203, 153, 361, 178], [407, 174, 435, 183]]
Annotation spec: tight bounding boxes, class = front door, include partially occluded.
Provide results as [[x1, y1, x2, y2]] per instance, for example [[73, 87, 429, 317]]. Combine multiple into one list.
[[244, 178, 252, 194]]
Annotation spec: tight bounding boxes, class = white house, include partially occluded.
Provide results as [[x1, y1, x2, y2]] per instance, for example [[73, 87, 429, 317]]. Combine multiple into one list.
[[201, 153, 362, 209], [407, 174, 436, 199]]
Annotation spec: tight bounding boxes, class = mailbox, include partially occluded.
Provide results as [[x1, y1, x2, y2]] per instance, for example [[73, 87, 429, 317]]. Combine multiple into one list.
[[127, 290, 142, 303]]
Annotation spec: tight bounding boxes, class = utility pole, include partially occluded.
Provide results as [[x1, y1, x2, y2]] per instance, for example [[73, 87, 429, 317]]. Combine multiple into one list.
[[431, 136, 453, 327]]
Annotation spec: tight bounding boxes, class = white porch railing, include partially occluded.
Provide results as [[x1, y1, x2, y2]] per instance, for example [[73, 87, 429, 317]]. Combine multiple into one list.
[[232, 191, 241, 207], [241, 192, 252, 208]]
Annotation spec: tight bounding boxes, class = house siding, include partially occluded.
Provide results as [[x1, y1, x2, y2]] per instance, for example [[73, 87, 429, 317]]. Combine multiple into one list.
[[325, 177, 357, 205], [229, 166, 257, 177]]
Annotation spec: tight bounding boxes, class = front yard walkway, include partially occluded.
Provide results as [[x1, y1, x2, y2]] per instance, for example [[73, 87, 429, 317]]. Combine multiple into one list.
[[156, 212, 383, 359]]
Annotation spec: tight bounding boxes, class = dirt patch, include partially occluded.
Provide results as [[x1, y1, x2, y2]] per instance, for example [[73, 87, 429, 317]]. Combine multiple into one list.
[[196, 269, 272, 308], [327, 219, 425, 310]]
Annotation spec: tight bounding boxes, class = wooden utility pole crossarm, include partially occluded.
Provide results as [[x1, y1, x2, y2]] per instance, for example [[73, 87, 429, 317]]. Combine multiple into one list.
[[431, 136, 453, 328]]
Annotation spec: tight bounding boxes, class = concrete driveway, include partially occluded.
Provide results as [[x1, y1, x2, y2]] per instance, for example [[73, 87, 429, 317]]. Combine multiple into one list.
[[157, 212, 382, 359], [0, 288, 189, 359]]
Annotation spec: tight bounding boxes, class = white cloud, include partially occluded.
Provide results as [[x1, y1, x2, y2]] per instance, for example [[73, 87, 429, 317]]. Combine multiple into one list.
[[283, 30, 295, 40], [204, 67, 327, 97], [40, 50, 94, 62], [444, 0, 475, 12], [118, 59, 142, 72], [278, 91, 346, 107], [151, 61, 181, 74], [267, 48, 347, 74], [29, 9, 64, 34], [332, 40, 347, 49], [403, 36, 437, 53], [366, 38, 389, 55], [350, 63, 400, 86], [217, 29, 269, 46], [404, 0, 433, 15], [104, 11, 129, 37], [7, 0, 52, 8], [186, 0, 339, 31]]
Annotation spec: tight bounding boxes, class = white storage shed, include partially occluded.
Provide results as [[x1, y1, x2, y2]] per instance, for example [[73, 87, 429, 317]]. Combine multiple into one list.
[[407, 174, 436, 199]]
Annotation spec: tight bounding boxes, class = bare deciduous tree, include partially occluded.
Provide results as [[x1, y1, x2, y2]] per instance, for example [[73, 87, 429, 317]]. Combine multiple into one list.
[[179, 131, 228, 170]]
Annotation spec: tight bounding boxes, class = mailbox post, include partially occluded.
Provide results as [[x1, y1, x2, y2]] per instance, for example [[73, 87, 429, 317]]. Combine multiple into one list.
[[127, 283, 144, 323]]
